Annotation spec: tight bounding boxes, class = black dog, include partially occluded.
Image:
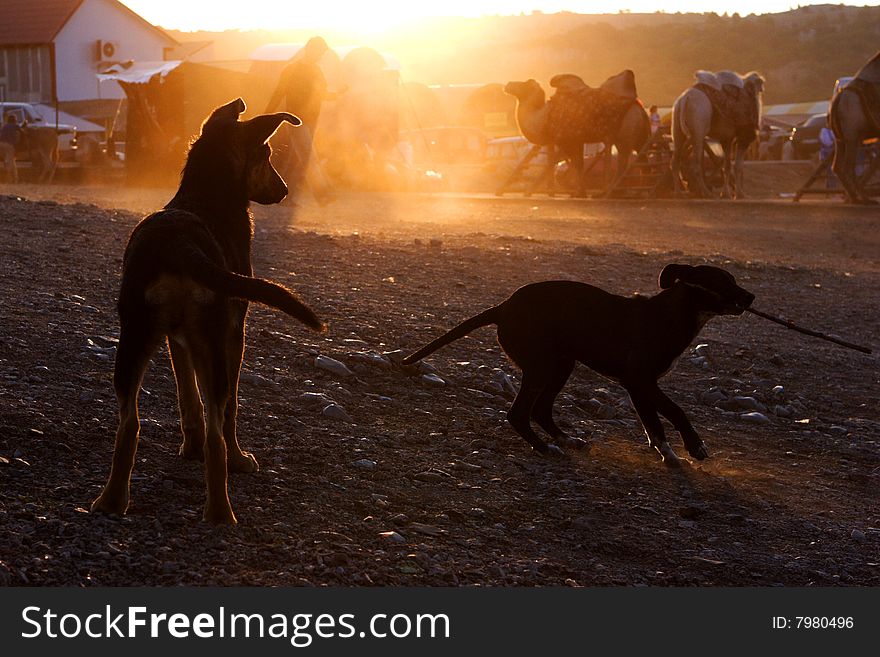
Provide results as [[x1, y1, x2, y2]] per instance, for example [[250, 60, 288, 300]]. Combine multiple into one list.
[[91, 98, 325, 524], [403, 264, 754, 464]]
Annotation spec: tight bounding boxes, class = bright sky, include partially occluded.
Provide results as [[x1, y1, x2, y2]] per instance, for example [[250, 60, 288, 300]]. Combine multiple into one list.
[[121, 1, 879, 32]]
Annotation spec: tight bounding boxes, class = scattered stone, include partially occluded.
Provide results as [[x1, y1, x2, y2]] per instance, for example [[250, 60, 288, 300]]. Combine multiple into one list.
[[492, 369, 518, 397], [468, 507, 486, 519], [465, 388, 496, 400], [352, 459, 377, 471], [420, 373, 446, 387], [773, 405, 792, 418], [379, 531, 406, 544], [239, 372, 279, 389], [851, 529, 866, 542], [741, 412, 770, 424], [414, 360, 438, 374], [409, 523, 445, 537], [701, 388, 727, 406], [769, 354, 785, 367], [315, 355, 354, 378], [322, 404, 353, 423], [772, 385, 785, 397], [382, 350, 407, 364], [300, 391, 335, 406], [413, 471, 445, 483], [350, 352, 392, 369]]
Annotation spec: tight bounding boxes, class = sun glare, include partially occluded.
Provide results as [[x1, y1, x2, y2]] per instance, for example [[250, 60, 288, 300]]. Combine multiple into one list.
[[119, 1, 877, 33]]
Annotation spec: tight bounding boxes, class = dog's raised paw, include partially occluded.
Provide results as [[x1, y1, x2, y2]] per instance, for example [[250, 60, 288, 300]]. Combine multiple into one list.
[[544, 444, 568, 458]]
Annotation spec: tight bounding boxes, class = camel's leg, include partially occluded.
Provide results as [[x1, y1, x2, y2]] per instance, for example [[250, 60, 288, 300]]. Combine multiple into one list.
[[671, 140, 688, 195], [691, 135, 712, 198], [720, 141, 733, 199], [833, 138, 872, 204]]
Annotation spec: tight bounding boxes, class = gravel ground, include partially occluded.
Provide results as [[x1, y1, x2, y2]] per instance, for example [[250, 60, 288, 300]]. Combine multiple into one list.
[[0, 186, 878, 586]]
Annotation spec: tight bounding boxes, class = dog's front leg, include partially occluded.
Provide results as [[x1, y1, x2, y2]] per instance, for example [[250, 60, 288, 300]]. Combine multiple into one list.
[[624, 382, 681, 466], [654, 387, 709, 460]]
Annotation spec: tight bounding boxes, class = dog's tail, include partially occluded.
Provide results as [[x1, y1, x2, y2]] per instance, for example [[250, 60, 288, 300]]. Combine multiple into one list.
[[183, 251, 326, 332], [401, 306, 501, 365]]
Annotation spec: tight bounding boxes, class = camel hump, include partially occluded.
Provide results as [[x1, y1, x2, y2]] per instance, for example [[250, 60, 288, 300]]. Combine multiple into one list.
[[855, 50, 880, 84], [716, 70, 746, 89], [601, 69, 638, 99], [550, 73, 588, 94], [694, 70, 722, 90]]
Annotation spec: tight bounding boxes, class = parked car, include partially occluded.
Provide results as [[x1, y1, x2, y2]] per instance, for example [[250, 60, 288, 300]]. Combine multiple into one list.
[[0, 102, 78, 162], [787, 113, 828, 160], [758, 121, 789, 160]]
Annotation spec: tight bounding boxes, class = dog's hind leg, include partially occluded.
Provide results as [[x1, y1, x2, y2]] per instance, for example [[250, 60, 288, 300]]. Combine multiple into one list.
[[222, 325, 259, 473], [531, 361, 587, 450], [188, 332, 237, 524], [168, 338, 206, 462], [508, 371, 563, 456], [654, 388, 709, 460], [624, 381, 681, 466], [91, 327, 160, 516]]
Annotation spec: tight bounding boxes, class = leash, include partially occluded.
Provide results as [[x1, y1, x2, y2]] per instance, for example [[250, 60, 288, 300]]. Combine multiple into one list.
[[746, 307, 872, 354]]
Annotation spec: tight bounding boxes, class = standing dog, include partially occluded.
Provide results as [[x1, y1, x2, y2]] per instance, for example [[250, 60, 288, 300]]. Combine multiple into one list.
[[91, 98, 325, 524], [403, 264, 754, 464]]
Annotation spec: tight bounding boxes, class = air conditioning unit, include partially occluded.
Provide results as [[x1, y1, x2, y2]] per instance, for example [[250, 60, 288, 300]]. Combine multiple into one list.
[[95, 40, 119, 62]]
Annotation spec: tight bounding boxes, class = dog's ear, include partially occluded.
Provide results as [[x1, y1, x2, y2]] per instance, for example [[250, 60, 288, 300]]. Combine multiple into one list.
[[244, 112, 302, 144], [658, 263, 693, 289], [202, 98, 247, 133]]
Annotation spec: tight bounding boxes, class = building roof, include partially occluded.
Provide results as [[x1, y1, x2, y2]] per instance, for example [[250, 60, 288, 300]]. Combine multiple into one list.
[[0, 0, 177, 46]]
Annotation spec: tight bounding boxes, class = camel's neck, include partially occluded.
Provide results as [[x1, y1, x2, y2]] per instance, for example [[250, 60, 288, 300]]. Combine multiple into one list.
[[751, 88, 763, 126], [514, 96, 552, 145]]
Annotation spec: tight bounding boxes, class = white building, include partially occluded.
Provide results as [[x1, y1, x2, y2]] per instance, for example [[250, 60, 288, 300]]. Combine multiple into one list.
[[0, 0, 177, 104]]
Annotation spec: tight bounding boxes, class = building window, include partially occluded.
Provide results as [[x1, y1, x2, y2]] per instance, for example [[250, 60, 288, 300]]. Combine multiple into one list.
[[0, 46, 52, 102]]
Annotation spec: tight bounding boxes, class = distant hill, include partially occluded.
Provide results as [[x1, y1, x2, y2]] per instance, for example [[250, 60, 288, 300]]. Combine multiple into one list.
[[168, 4, 880, 105]]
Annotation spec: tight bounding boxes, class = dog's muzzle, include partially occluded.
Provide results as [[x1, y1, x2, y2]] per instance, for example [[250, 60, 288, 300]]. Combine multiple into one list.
[[731, 291, 756, 314]]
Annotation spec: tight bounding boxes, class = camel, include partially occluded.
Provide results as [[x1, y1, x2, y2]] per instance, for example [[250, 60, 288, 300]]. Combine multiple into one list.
[[21, 125, 59, 183], [829, 50, 880, 204], [504, 70, 649, 196], [671, 70, 764, 199]]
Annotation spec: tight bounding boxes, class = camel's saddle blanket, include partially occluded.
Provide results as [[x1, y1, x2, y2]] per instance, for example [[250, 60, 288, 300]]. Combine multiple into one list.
[[694, 83, 759, 131], [547, 88, 637, 144], [840, 77, 880, 133]]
